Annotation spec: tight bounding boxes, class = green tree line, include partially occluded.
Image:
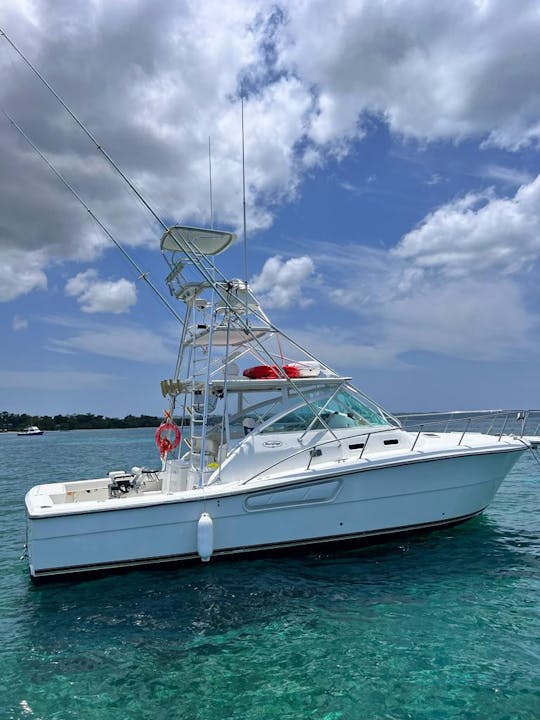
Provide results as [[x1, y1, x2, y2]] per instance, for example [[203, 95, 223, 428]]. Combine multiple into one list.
[[0, 411, 164, 432]]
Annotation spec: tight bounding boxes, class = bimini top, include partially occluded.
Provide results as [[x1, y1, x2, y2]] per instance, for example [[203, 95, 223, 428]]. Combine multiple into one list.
[[160, 225, 236, 256]]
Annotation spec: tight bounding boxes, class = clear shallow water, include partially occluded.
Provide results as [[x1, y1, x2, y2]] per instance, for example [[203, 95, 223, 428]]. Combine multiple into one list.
[[0, 428, 538, 720]]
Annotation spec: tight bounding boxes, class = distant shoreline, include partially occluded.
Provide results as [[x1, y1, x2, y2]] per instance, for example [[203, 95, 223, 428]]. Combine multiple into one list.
[[0, 412, 166, 433], [2, 408, 535, 434], [0, 427, 158, 434]]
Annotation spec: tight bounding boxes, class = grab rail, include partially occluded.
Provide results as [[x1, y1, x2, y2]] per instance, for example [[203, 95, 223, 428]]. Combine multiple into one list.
[[237, 408, 535, 487], [240, 427, 392, 485], [398, 409, 539, 438]]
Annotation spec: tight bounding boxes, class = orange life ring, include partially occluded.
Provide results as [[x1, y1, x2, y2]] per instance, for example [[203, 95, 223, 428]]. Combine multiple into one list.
[[155, 421, 181, 456]]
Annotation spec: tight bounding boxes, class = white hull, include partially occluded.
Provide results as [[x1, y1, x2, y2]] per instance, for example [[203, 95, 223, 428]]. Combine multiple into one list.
[[26, 445, 522, 579]]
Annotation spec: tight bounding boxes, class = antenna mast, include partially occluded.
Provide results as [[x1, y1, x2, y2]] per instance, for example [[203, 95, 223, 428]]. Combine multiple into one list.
[[241, 93, 248, 320], [208, 136, 214, 229]]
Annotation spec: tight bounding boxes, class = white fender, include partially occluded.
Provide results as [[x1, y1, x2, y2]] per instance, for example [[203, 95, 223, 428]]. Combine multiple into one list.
[[197, 512, 214, 562]]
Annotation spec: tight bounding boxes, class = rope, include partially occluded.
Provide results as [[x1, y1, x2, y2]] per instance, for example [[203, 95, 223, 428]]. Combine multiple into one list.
[[513, 436, 540, 468]]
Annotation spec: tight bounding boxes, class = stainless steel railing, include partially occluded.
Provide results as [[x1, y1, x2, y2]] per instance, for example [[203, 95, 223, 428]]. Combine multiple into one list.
[[397, 408, 540, 438], [238, 409, 532, 486]]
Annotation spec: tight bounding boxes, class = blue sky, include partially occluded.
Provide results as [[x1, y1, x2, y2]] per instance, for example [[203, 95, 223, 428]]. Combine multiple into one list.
[[1, 0, 539, 416]]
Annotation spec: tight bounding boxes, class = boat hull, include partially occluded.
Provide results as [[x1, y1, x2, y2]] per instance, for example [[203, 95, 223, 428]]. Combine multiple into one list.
[[26, 446, 523, 579]]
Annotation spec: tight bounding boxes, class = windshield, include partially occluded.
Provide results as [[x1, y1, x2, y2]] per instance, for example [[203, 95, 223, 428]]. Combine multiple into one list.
[[259, 388, 389, 434]]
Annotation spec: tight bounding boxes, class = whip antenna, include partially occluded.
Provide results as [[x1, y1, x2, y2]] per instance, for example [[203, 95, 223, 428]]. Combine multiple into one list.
[[208, 136, 214, 229], [241, 92, 248, 320]]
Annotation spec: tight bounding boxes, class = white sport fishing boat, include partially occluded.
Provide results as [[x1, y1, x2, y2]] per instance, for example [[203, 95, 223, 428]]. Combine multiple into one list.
[[25, 225, 527, 579], [18, 426, 44, 436]]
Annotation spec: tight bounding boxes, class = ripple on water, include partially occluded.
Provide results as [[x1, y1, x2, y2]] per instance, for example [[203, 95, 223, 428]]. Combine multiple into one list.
[[0, 429, 538, 719]]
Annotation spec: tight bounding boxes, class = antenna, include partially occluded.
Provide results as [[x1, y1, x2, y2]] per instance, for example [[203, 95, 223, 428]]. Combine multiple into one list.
[[241, 92, 248, 320], [208, 136, 213, 229]]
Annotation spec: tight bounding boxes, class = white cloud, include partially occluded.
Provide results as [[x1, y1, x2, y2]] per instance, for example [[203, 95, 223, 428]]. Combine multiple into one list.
[[480, 165, 534, 187], [283, 324, 398, 372], [0, 370, 115, 390], [12, 315, 28, 331], [394, 174, 540, 277], [0, 248, 47, 301], [250, 255, 315, 309], [65, 269, 137, 314], [0, 1, 312, 301], [425, 174, 443, 186], [279, 0, 540, 150], [304, 229, 538, 365], [381, 277, 534, 361], [49, 324, 177, 364], [308, 274, 535, 367], [0, 0, 538, 302]]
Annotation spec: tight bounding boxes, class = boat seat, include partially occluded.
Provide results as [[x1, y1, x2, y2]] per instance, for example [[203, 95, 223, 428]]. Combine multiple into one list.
[[322, 412, 358, 429], [243, 417, 257, 435]]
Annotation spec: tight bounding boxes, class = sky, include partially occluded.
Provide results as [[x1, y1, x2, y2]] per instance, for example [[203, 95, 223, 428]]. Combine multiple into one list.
[[0, 0, 539, 417]]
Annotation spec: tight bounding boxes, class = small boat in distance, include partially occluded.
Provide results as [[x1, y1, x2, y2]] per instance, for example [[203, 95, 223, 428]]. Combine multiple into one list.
[[18, 426, 44, 437]]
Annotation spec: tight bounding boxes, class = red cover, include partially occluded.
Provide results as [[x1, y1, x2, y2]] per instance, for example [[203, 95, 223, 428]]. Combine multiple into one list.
[[243, 365, 280, 379], [243, 364, 312, 379]]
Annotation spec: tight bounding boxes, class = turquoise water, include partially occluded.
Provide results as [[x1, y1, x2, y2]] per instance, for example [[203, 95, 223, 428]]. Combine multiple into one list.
[[0, 428, 538, 720]]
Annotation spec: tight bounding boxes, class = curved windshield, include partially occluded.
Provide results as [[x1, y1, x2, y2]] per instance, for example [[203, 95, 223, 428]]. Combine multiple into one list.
[[260, 389, 388, 434]]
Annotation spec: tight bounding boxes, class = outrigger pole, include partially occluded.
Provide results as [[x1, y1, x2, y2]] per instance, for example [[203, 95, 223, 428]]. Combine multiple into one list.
[[0, 104, 185, 326], [0, 28, 375, 430], [0, 27, 241, 320], [0, 30, 271, 354], [0, 27, 169, 235]]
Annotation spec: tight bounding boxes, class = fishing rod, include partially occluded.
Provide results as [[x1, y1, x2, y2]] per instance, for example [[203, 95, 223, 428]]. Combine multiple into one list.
[[208, 136, 214, 229]]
